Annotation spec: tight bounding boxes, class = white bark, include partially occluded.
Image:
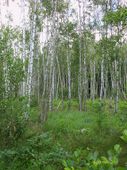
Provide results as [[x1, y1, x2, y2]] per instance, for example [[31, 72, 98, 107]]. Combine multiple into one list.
[[66, 0, 71, 108], [21, 0, 26, 96], [27, 0, 37, 107], [82, 0, 87, 111], [114, 59, 119, 113], [90, 60, 96, 101], [78, 0, 83, 111], [3, 61, 8, 98], [100, 58, 104, 100]]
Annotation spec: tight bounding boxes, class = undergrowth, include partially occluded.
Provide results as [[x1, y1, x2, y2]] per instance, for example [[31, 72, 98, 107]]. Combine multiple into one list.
[[0, 99, 127, 169]]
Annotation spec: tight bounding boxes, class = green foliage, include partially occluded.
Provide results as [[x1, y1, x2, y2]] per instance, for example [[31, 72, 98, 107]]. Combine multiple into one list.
[[1, 101, 127, 169], [0, 132, 70, 170], [0, 97, 27, 147], [63, 144, 121, 170], [96, 35, 120, 62], [43, 102, 124, 154], [0, 27, 26, 148], [104, 7, 127, 26], [42, 0, 67, 16], [0, 27, 25, 98], [121, 130, 127, 142], [59, 21, 77, 36], [93, 0, 108, 6], [7, 57, 25, 97]]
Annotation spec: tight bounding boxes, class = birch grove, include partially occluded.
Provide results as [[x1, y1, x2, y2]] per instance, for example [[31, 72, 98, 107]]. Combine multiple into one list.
[[1, 1, 127, 170], [0, 0, 127, 119]]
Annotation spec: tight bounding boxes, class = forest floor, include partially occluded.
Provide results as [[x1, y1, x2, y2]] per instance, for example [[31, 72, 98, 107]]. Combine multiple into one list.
[[26, 99, 127, 169], [1, 99, 127, 170]]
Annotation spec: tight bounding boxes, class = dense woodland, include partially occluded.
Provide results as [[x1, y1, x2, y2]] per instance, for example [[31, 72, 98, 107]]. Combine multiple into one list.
[[0, 0, 127, 169]]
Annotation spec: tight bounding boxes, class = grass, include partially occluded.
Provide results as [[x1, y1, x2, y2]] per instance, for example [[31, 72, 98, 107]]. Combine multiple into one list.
[[26, 99, 127, 168], [1, 99, 127, 169], [43, 111, 120, 147], [42, 100, 127, 163]]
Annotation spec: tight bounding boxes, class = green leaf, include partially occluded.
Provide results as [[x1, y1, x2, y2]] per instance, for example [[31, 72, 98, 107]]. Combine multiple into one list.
[[121, 130, 127, 142], [114, 144, 121, 154]]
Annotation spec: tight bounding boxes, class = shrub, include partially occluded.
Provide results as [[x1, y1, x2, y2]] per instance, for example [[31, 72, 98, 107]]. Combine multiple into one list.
[[0, 97, 27, 147]]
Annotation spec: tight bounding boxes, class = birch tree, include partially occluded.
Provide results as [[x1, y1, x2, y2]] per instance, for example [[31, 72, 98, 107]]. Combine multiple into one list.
[[27, 0, 37, 109]]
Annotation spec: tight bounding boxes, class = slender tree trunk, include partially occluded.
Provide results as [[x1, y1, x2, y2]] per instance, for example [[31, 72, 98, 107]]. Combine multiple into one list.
[[114, 60, 119, 113], [90, 60, 96, 101], [78, 0, 83, 111], [100, 58, 104, 100], [27, 0, 37, 110], [21, 0, 26, 96]]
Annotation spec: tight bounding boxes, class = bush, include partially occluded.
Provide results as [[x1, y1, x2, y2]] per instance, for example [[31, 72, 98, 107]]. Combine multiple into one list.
[[0, 132, 70, 170], [63, 144, 122, 170], [0, 97, 27, 147]]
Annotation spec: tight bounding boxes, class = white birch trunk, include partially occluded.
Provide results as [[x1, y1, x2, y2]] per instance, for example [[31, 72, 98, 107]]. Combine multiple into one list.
[[90, 60, 96, 101], [114, 60, 119, 113], [27, 0, 37, 108], [78, 0, 82, 111], [66, 0, 71, 109], [3, 61, 8, 98], [82, 0, 87, 111], [22, 29, 26, 96], [100, 58, 104, 100], [21, 0, 26, 96]]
